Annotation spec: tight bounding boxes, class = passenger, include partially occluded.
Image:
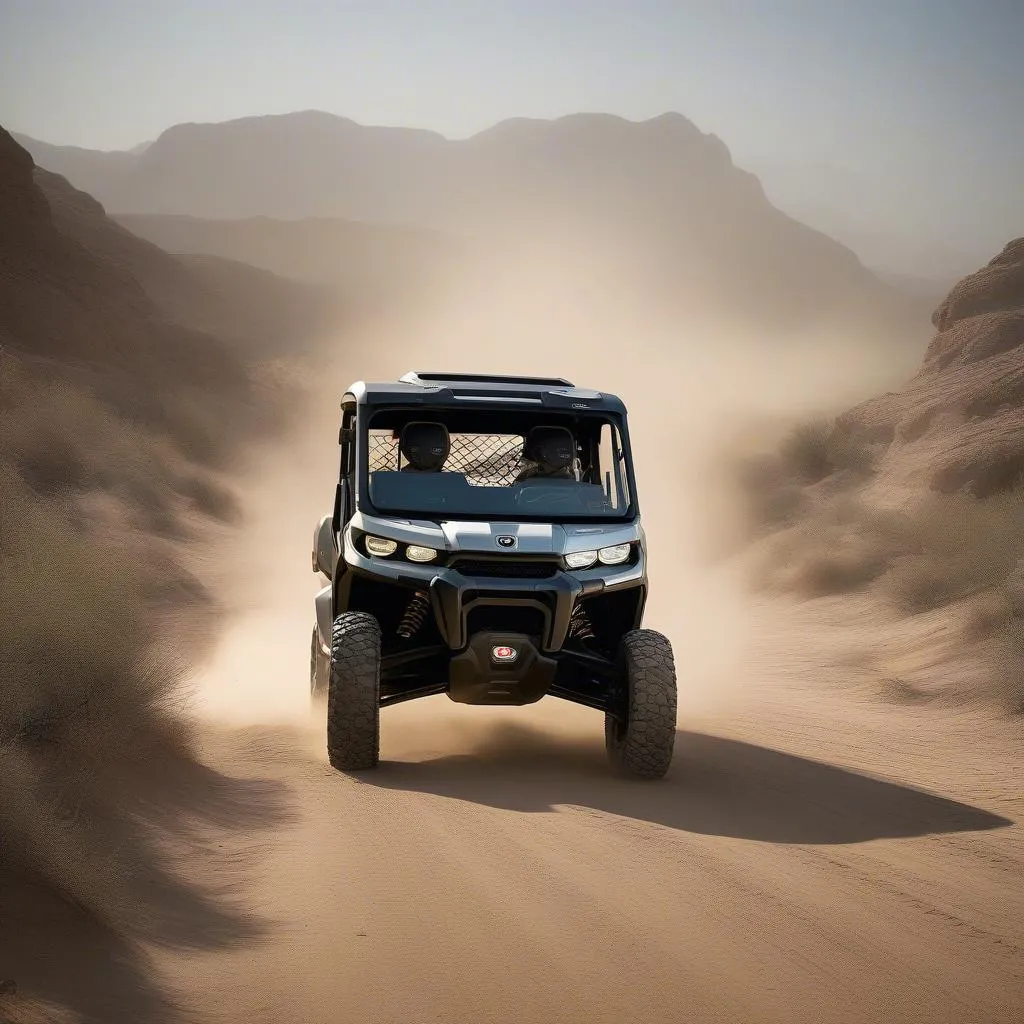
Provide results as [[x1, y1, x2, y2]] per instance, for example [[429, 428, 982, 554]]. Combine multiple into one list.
[[516, 426, 576, 482], [398, 422, 450, 473]]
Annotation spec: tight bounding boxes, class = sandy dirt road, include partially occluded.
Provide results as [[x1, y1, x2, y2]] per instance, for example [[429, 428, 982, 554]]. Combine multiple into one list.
[[161, 654, 1024, 1024], [160, 358, 1023, 1024]]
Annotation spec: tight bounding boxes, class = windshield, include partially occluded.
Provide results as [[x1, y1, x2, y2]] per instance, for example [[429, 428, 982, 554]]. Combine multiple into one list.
[[364, 407, 633, 521]]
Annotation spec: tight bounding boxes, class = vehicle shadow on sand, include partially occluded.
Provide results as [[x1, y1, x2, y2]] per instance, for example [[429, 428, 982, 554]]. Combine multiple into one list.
[[369, 726, 1012, 844]]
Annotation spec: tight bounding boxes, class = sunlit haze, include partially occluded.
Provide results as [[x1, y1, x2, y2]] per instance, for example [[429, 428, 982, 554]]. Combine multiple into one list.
[[2, 0, 1021, 275], [3, 1, 1024, 1021]]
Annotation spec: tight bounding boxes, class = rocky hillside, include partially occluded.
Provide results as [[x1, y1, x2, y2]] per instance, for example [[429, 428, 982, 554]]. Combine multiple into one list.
[[16, 112, 926, 337], [838, 238, 1024, 497], [738, 238, 1024, 714], [10, 132, 137, 211], [33, 166, 334, 361], [0, 124, 310, 1022]]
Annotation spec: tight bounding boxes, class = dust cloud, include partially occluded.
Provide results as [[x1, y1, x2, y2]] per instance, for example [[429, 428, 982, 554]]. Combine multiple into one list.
[[154, 251, 1024, 1024], [189, 241, 919, 742]]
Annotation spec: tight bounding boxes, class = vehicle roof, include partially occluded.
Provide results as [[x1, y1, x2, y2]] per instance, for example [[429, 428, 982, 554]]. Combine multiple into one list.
[[342, 371, 627, 414]]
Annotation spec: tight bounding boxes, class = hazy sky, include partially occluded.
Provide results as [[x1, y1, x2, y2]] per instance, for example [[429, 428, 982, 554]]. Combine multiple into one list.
[[1, 0, 1021, 268]]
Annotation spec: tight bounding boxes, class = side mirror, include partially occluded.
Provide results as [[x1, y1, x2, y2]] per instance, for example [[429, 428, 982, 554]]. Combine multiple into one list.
[[312, 514, 339, 579]]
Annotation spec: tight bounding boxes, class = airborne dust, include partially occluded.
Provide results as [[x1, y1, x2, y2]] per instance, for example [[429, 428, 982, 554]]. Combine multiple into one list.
[[190, 243, 920, 756]]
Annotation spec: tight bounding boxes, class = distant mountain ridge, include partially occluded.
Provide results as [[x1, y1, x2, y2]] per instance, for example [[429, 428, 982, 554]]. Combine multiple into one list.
[[17, 111, 771, 224], [115, 212, 457, 309], [753, 159, 1019, 284], [15, 110, 928, 338]]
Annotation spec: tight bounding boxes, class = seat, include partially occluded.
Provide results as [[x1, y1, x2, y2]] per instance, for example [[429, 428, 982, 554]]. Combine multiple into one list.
[[399, 421, 450, 472], [515, 426, 577, 482]]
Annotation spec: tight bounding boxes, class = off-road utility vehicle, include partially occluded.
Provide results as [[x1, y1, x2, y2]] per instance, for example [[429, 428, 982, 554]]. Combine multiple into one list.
[[310, 371, 677, 778]]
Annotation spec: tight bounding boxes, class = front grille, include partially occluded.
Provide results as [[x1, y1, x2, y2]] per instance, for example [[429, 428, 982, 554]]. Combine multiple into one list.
[[467, 605, 547, 637], [451, 558, 558, 579]]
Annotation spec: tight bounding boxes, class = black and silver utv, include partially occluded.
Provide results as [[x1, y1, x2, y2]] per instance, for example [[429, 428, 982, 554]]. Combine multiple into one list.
[[310, 371, 677, 778]]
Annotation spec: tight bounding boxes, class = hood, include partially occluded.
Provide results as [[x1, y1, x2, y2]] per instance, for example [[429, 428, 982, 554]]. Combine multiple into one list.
[[349, 511, 644, 556]]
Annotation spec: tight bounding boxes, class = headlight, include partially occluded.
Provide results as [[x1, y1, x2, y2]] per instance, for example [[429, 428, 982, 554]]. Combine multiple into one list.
[[406, 545, 438, 563], [565, 549, 598, 569], [364, 535, 398, 557], [599, 543, 632, 565]]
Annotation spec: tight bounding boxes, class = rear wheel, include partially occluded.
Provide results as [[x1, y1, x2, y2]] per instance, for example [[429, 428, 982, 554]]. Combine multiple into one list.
[[605, 629, 677, 779], [310, 625, 329, 704], [326, 612, 382, 771]]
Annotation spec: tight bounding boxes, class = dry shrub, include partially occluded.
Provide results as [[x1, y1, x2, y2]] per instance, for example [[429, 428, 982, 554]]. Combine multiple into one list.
[[0, 461, 217, 932], [734, 416, 879, 541], [778, 419, 834, 482], [751, 481, 1024, 713], [174, 470, 242, 524], [879, 553, 986, 613], [959, 568, 1024, 714], [0, 354, 257, 1019], [750, 497, 900, 597], [733, 458, 810, 533], [870, 489, 1024, 612], [758, 535, 887, 597], [755, 486, 1024, 604], [778, 417, 878, 484]]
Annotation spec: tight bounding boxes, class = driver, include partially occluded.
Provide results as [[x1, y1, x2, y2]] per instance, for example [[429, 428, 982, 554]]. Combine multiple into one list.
[[516, 426, 576, 482], [398, 421, 450, 473]]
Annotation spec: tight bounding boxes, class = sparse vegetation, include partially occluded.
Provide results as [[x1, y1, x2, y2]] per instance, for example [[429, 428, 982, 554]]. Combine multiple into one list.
[[777, 417, 879, 484], [753, 486, 1024, 600], [733, 415, 880, 537], [0, 125, 308, 1020], [0, 359, 221, 929], [747, 471, 1024, 712], [732, 228, 1024, 718]]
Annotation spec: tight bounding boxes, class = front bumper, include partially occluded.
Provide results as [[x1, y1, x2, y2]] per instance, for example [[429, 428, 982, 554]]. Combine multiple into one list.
[[341, 533, 645, 652], [448, 632, 557, 705]]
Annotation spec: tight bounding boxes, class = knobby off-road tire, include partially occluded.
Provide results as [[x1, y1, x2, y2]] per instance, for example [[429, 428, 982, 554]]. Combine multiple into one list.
[[310, 625, 330, 704], [605, 629, 677, 779], [326, 612, 382, 771]]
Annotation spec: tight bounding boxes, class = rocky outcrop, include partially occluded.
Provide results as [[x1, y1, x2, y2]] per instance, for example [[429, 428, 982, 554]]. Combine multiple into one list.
[[1, 126, 330, 382], [0, 127, 50, 237], [34, 167, 333, 356], [839, 238, 1024, 497], [932, 238, 1024, 333]]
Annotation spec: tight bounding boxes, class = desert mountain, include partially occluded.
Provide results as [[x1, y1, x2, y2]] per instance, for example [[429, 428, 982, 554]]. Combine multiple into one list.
[[16, 111, 926, 337], [2, 125, 331, 371], [753, 160, 1012, 284], [11, 131, 138, 209], [1, 122, 331, 1021], [115, 212, 456, 309], [738, 238, 1024, 714], [0, 123, 339, 479], [34, 170, 335, 358], [0, 125, 229, 400], [838, 237, 1024, 497]]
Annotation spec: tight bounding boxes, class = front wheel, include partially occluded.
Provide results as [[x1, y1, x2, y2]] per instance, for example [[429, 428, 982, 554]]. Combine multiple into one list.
[[605, 629, 677, 779], [326, 612, 382, 771]]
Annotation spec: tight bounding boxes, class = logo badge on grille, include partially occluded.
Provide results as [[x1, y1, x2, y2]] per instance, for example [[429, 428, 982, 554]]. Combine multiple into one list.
[[491, 645, 518, 663], [496, 535, 517, 548]]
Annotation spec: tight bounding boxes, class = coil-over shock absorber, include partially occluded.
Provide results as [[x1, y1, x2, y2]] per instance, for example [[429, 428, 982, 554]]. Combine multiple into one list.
[[568, 602, 595, 642], [397, 591, 430, 639]]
